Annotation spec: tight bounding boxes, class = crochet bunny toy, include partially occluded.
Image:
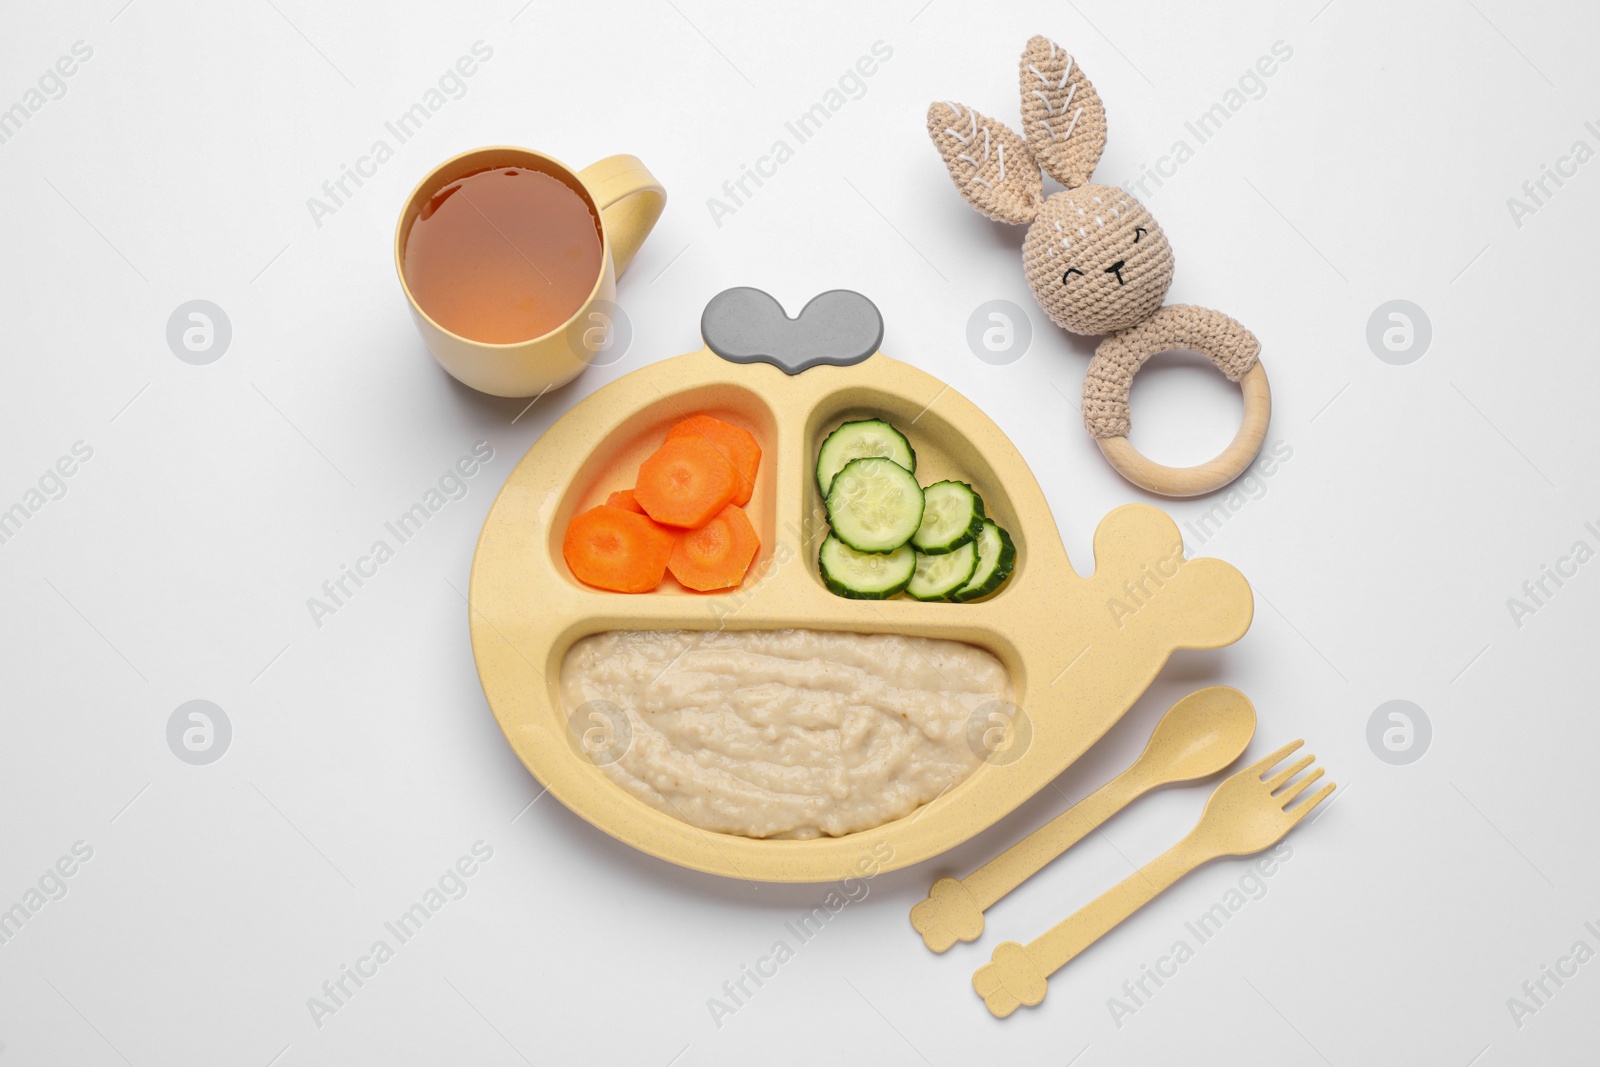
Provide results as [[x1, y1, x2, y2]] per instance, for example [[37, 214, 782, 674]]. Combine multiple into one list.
[[928, 35, 1271, 498]]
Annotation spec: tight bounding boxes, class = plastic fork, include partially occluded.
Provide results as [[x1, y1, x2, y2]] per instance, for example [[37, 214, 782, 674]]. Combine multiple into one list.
[[972, 740, 1334, 1018]]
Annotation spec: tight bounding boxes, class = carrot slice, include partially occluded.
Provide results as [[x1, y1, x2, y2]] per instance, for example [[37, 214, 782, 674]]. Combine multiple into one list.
[[668, 505, 760, 591], [607, 489, 645, 514], [634, 436, 740, 528], [563, 504, 674, 593], [665, 415, 761, 506]]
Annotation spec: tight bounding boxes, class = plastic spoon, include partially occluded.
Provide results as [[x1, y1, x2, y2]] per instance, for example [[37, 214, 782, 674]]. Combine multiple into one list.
[[910, 686, 1256, 952]]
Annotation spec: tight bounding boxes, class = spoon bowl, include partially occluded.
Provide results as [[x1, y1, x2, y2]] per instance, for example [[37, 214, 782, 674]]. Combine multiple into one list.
[[1133, 685, 1258, 786]]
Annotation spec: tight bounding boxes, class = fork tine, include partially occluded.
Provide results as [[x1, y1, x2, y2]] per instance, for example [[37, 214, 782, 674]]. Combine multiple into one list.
[[1286, 781, 1336, 825], [1277, 766, 1325, 806], [1246, 739, 1304, 779], [1265, 754, 1315, 792]]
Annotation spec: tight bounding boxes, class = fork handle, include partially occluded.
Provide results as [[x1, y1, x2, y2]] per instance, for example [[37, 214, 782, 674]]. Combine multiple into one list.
[[1024, 836, 1212, 977]]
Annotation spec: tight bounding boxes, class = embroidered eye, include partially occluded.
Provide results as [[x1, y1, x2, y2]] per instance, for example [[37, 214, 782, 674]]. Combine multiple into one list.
[[1134, 227, 1147, 243], [1062, 268, 1084, 285]]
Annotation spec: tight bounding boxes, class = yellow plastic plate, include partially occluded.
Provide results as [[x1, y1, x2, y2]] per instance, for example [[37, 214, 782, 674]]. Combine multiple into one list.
[[468, 292, 1253, 883]]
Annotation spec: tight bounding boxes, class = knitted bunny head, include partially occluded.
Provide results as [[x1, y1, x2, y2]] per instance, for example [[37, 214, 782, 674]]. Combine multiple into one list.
[[928, 36, 1174, 335]]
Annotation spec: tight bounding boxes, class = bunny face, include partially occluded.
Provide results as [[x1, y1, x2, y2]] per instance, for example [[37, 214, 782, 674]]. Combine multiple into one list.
[[1023, 185, 1173, 335]]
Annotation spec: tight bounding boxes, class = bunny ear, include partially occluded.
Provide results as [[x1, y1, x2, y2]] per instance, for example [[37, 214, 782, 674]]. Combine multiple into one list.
[[1019, 35, 1107, 189], [926, 102, 1042, 226]]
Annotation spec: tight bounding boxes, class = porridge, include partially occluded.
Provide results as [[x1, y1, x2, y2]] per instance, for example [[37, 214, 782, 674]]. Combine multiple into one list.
[[559, 629, 1012, 839]]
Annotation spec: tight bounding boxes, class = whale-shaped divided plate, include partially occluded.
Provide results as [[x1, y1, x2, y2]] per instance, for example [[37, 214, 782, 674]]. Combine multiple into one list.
[[469, 288, 1254, 883]]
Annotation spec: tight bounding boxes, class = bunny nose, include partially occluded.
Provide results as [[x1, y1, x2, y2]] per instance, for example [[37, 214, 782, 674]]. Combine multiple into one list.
[[1105, 260, 1126, 285]]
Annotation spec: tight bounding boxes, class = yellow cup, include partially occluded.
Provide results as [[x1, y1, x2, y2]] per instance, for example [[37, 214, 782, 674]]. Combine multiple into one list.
[[394, 146, 666, 397]]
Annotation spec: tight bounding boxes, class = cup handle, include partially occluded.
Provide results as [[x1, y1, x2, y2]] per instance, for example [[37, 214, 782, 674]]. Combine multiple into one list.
[[578, 154, 666, 279]]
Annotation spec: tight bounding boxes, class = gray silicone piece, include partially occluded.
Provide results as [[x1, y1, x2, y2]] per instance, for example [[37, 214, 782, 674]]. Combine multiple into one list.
[[700, 287, 883, 375]]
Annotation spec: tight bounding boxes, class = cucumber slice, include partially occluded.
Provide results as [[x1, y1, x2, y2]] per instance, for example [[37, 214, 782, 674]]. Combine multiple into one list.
[[906, 542, 979, 601], [949, 521, 1016, 602], [825, 457, 925, 553], [818, 535, 916, 599], [816, 419, 916, 496], [911, 480, 985, 554]]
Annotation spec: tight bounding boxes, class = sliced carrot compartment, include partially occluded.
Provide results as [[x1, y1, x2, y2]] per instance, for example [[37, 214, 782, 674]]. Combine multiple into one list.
[[666, 415, 761, 506], [634, 436, 740, 528], [668, 504, 760, 591], [563, 504, 675, 593], [606, 489, 645, 514]]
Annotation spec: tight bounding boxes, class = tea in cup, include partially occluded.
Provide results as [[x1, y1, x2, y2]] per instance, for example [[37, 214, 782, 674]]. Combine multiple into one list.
[[395, 147, 665, 397]]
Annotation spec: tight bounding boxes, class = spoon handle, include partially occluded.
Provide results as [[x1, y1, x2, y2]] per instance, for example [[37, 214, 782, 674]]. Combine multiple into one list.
[[963, 770, 1144, 910], [910, 769, 1147, 953]]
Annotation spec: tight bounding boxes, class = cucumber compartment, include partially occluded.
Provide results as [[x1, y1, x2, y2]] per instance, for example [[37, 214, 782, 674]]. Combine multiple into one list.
[[810, 410, 1017, 604]]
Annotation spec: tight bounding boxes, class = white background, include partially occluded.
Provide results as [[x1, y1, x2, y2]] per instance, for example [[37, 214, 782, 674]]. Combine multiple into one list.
[[2, 0, 1596, 1064]]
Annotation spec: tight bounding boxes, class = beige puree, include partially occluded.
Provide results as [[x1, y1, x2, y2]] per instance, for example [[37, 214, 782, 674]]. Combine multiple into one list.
[[559, 629, 1012, 839]]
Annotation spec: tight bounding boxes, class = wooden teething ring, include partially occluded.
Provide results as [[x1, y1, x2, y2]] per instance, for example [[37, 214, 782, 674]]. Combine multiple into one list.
[[1096, 362, 1271, 498], [1082, 306, 1270, 499]]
